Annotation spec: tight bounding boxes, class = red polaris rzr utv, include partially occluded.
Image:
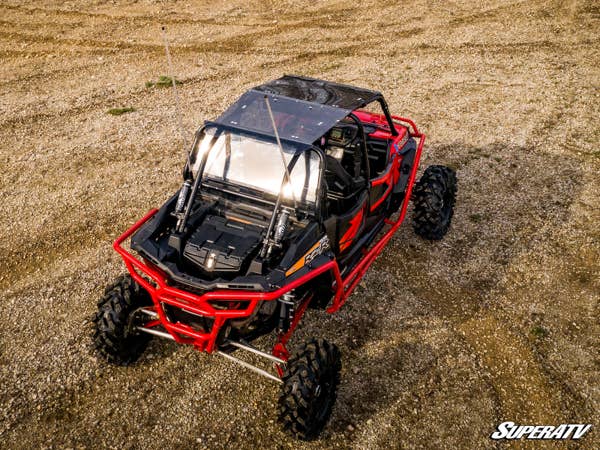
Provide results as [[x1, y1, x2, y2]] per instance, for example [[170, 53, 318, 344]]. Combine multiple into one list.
[[93, 75, 457, 440]]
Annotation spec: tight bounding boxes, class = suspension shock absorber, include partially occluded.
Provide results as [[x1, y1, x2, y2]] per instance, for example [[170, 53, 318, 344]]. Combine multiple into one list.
[[174, 179, 192, 230], [266, 209, 290, 259], [277, 290, 296, 334]]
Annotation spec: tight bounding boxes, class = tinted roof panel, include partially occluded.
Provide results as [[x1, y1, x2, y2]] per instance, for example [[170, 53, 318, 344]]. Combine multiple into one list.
[[253, 75, 381, 110], [212, 90, 351, 145]]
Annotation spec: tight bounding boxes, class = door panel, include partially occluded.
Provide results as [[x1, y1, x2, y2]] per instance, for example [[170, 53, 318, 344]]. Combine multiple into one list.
[[324, 191, 368, 255], [369, 161, 393, 212]]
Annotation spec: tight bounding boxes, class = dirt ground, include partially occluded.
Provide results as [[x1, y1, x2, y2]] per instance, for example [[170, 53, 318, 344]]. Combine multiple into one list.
[[0, 0, 598, 448]]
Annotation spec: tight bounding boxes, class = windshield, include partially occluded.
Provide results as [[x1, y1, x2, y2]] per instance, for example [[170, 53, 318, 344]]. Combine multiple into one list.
[[189, 126, 321, 204]]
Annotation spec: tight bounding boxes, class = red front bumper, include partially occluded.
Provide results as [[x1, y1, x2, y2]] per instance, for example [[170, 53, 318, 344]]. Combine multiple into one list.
[[113, 210, 341, 352]]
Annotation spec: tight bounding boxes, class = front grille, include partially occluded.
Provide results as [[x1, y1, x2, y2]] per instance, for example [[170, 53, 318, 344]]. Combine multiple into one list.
[[170, 280, 207, 296], [208, 300, 250, 311], [163, 303, 213, 333]]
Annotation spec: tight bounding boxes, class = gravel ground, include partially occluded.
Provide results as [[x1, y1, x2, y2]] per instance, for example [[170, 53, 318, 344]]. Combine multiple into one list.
[[0, 0, 598, 448]]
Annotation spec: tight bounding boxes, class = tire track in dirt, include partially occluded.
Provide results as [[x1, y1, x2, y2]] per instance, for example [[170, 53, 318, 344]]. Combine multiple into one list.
[[0, 60, 106, 87], [0, 3, 226, 26], [0, 24, 292, 58], [413, 38, 600, 53], [447, 0, 529, 26]]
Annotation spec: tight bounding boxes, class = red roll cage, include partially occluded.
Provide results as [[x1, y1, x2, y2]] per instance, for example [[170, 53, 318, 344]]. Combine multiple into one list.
[[113, 117, 423, 365]]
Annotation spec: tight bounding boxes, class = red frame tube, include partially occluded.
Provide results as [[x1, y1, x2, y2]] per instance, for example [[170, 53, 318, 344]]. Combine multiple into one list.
[[114, 126, 423, 359], [326, 125, 423, 312]]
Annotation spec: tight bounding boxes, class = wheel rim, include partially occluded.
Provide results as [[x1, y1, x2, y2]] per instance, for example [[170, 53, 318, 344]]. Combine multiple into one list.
[[441, 190, 453, 224], [126, 308, 152, 339], [314, 372, 334, 422]]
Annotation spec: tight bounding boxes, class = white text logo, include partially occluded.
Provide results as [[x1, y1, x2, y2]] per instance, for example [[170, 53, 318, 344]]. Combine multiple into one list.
[[491, 422, 592, 440]]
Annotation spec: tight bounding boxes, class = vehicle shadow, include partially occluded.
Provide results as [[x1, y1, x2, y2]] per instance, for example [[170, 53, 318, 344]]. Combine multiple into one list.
[[299, 141, 587, 446]]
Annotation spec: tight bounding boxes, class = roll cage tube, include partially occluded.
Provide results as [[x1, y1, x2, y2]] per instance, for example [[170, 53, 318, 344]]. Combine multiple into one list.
[[177, 128, 222, 233], [310, 145, 326, 223], [261, 152, 303, 258], [376, 97, 399, 136], [182, 125, 206, 180], [347, 112, 371, 182]]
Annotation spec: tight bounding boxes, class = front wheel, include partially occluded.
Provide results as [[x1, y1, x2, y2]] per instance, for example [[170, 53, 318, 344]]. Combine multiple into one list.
[[412, 165, 457, 240], [278, 338, 341, 440], [93, 274, 152, 365]]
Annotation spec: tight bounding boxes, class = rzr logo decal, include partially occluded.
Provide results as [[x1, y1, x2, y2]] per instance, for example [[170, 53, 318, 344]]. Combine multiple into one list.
[[285, 235, 330, 277], [305, 235, 330, 265]]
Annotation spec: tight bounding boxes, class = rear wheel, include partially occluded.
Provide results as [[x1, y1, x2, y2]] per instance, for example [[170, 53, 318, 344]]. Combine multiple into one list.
[[412, 165, 457, 240], [278, 338, 341, 440], [93, 274, 152, 365]]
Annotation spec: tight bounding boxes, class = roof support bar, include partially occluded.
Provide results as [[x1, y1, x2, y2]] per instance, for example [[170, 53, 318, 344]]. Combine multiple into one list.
[[378, 98, 399, 136]]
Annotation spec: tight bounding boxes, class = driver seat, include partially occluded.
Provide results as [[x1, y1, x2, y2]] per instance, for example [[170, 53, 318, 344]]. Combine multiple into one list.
[[324, 155, 355, 196], [324, 154, 366, 215]]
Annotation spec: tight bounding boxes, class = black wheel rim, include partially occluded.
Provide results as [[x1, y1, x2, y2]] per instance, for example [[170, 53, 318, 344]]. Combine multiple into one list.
[[440, 190, 453, 224], [314, 370, 334, 422]]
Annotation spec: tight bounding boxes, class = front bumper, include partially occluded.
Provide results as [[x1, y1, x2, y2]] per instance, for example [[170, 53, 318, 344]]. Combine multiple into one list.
[[113, 209, 340, 352]]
